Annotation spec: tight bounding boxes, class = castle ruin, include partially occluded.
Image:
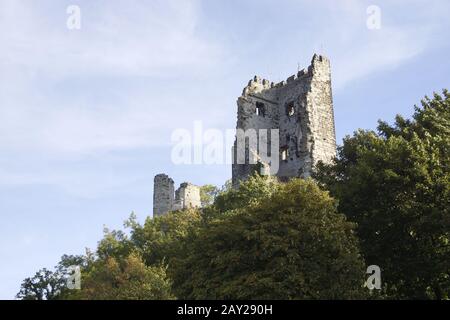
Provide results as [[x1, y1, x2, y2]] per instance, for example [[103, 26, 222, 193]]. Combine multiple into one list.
[[153, 53, 336, 215], [232, 54, 336, 187], [153, 174, 201, 217]]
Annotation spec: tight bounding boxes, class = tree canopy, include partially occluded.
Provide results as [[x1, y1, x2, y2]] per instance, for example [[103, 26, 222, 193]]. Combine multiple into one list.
[[315, 90, 450, 299], [170, 177, 366, 299]]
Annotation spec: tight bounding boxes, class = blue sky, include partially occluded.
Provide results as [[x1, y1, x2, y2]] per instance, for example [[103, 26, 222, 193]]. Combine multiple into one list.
[[0, 0, 449, 299]]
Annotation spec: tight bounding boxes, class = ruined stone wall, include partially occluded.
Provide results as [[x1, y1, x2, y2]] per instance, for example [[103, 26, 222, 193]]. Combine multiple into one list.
[[153, 175, 201, 216], [232, 76, 280, 185], [174, 183, 201, 210], [153, 174, 175, 217], [232, 54, 336, 187], [306, 55, 336, 168]]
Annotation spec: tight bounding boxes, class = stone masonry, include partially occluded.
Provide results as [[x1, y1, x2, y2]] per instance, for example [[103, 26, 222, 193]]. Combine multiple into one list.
[[232, 54, 336, 187], [153, 174, 201, 217]]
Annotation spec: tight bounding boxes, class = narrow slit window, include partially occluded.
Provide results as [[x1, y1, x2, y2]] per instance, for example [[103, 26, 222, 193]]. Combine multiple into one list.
[[281, 146, 289, 161], [287, 102, 295, 117], [256, 102, 265, 117]]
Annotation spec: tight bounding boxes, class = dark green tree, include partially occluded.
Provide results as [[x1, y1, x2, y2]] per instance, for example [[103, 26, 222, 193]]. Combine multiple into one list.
[[171, 177, 366, 299], [17, 254, 89, 300], [16, 268, 64, 300], [315, 90, 450, 299], [128, 208, 203, 266]]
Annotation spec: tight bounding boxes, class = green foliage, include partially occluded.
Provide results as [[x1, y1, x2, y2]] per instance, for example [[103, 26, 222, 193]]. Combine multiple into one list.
[[171, 177, 366, 299], [17, 176, 366, 300], [96, 227, 134, 261], [212, 175, 278, 213], [16, 268, 64, 300], [17, 254, 89, 300], [129, 208, 203, 266], [79, 253, 174, 300], [315, 90, 450, 299], [199, 184, 219, 207]]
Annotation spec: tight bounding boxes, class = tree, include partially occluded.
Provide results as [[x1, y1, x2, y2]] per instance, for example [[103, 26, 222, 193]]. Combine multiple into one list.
[[97, 227, 134, 261], [171, 177, 366, 299], [199, 184, 219, 207], [315, 90, 450, 299], [79, 253, 174, 300], [128, 208, 202, 266], [16, 268, 65, 300], [212, 175, 278, 213], [17, 254, 89, 300]]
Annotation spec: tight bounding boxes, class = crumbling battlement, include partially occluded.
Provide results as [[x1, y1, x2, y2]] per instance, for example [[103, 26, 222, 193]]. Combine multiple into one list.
[[153, 174, 201, 217], [232, 54, 336, 187], [173, 182, 202, 211]]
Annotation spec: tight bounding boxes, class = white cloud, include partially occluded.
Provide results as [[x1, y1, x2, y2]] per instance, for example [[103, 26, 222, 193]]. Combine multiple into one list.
[[0, 0, 221, 77], [308, 0, 450, 90], [0, 0, 448, 156], [332, 25, 432, 90], [0, 0, 227, 155]]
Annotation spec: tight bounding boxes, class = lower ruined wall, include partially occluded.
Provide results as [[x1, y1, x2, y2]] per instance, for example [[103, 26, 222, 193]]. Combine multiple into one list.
[[174, 183, 201, 210], [153, 175, 201, 216]]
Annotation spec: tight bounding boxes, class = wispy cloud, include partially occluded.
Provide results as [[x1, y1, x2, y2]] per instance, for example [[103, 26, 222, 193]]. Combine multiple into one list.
[[0, 0, 228, 155], [0, 0, 222, 77], [1, 0, 448, 156], [307, 0, 449, 90]]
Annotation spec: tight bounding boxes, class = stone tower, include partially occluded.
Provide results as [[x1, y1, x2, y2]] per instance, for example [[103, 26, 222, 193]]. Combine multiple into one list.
[[153, 174, 175, 217], [153, 174, 201, 217], [232, 54, 336, 187]]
